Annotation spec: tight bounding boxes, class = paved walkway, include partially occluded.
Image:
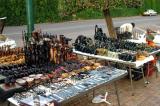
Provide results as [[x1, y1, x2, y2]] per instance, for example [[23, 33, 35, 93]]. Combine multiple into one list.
[[2, 16, 160, 47]]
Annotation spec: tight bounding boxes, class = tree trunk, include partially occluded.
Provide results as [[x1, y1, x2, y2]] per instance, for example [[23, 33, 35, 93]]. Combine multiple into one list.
[[0, 18, 6, 34], [103, 8, 117, 39]]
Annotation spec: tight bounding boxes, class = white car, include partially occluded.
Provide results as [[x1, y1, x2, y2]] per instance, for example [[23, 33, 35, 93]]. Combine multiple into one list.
[[143, 9, 157, 16]]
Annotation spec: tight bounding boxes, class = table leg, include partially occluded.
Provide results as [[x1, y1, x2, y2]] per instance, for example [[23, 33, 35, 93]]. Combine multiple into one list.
[[83, 94, 89, 106], [147, 62, 149, 84], [7, 102, 10, 106], [155, 60, 159, 78], [108, 61, 110, 66], [146, 63, 150, 84], [104, 60, 107, 66], [87, 56, 89, 60], [141, 67, 148, 86], [156, 66, 158, 78], [129, 65, 134, 96], [93, 89, 95, 98], [114, 82, 120, 106], [95, 59, 97, 63]]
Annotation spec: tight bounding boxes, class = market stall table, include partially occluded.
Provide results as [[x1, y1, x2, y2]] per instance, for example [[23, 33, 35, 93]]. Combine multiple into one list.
[[127, 38, 160, 79], [8, 67, 128, 106], [0, 83, 24, 102], [148, 44, 160, 78], [73, 49, 157, 95]]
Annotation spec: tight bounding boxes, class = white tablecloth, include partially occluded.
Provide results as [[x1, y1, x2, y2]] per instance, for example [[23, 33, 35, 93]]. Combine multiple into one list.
[[73, 49, 154, 68], [8, 98, 19, 106], [0, 38, 16, 48]]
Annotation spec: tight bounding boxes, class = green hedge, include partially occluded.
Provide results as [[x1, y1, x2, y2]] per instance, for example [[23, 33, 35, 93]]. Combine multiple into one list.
[[0, 0, 26, 25], [0, 0, 159, 26], [0, 0, 59, 26], [34, 0, 59, 23], [143, 0, 160, 12]]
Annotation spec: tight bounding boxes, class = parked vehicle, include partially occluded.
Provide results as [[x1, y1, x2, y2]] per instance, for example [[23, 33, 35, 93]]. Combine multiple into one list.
[[143, 9, 157, 16]]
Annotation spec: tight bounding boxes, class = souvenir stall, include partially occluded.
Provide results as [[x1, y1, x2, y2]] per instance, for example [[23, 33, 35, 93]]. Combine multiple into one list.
[[73, 25, 160, 95], [0, 25, 160, 106], [0, 31, 128, 106]]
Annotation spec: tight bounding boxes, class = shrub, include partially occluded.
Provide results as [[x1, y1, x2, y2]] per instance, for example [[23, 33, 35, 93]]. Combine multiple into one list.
[[0, 0, 59, 25]]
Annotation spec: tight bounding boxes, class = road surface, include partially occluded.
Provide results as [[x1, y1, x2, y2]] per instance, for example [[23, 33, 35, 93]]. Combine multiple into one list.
[[3, 15, 160, 47]]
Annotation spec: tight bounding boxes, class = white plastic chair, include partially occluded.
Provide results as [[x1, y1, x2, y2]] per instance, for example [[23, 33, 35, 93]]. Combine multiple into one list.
[[92, 92, 111, 105]]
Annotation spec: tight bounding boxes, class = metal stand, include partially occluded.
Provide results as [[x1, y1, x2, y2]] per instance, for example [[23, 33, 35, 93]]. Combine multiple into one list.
[[155, 65, 159, 78], [129, 65, 148, 95], [128, 65, 134, 96], [92, 89, 95, 97], [146, 62, 150, 84], [141, 67, 148, 86], [155, 60, 159, 78], [114, 82, 120, 106], [7, 101, 10, 106]]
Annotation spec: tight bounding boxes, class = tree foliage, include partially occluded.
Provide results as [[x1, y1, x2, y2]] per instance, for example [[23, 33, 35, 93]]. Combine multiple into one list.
[[123, 0, 143, 8], [59, 0, 105, 17], [0, 0, 159, 26], [0, 0, 26, 25], [104, 0, 124, 9], [0, 0, 58, 25]]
